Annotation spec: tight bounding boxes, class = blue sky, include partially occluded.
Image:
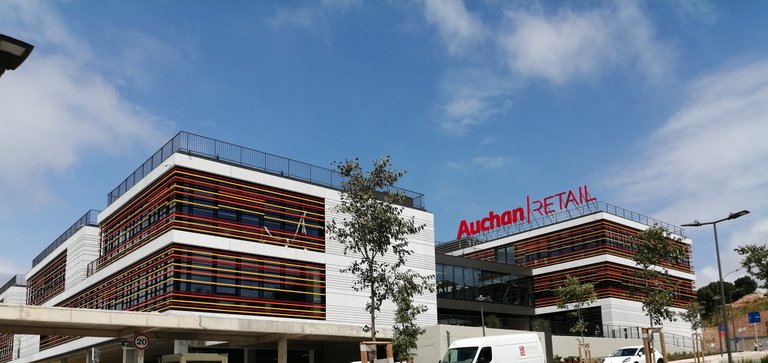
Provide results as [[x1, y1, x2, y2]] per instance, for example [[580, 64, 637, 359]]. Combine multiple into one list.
[[1, 1, 767, 290]]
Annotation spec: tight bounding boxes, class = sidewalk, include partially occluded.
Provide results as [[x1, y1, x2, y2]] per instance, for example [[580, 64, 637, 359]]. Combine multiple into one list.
[[672, 350, 767, 363]]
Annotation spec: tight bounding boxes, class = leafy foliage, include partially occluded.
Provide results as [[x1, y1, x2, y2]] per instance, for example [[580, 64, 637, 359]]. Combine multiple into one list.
[[326, 157, 427, 341], [391, 269, 435, 360], [531, 318, 552, 333], [556, 275, 597, 342], [696, 280, 737, 322], [679, 302, 704, 331], [734, 276, 758, 295], [735, 244, 768, 290], [633, 226, 688, 326]]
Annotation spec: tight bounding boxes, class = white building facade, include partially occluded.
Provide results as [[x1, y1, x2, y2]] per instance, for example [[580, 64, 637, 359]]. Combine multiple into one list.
[[3, 132, 436, 363]]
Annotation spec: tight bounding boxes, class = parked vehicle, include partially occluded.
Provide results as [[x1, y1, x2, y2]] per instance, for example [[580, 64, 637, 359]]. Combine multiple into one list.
[[602, 346, 663, 363], [439, 333, 545, 363]]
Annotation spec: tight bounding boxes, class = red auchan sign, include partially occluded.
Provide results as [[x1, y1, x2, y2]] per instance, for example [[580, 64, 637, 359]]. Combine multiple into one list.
[[456, 185, 597, 239]]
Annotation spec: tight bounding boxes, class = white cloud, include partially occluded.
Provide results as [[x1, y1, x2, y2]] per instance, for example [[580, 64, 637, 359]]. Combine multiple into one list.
[[497, 3, 673, 84], [428, 2, 673, 135], [0, 1, 166, 208], [471, 156, 512, 170], [104, 30, 183, 90], [438, 69, 515, 135], [269, 0, 359, 31], [423, 0, 485, 55], [444, 155, 514, 173], [603, 61, 768, 287], [269, 7, 323, 30]]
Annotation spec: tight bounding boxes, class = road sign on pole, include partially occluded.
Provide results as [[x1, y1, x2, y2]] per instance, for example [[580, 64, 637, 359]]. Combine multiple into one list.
[[748, 312, 761, 324], [134, 334, 149, 350]]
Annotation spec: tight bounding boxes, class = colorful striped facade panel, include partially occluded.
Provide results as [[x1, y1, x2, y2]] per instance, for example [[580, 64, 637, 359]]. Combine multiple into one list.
[[97, 167, 326, 271], [465, 220, 693, 274], [27, 251, 66, 306], [41, 244, 326, 350], [533, 262, 696, 308]]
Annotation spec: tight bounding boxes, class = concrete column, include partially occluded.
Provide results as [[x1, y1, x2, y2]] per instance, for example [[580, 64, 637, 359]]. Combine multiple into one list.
[[277, 338, 288, 363], [174, 340, 190, 354], [122, 346, 135, 363]]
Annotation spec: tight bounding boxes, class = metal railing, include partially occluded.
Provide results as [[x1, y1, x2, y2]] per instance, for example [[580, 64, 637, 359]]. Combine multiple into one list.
[[437, 201, 684, 253], [107, 131, 425, 210], [547, 321, 696, 349], [0, 275, 25, 295], [32, 209, 100, 267]]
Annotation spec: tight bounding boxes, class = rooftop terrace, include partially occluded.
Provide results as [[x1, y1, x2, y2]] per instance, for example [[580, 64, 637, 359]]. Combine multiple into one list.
[[107, 131, 425, 209], [32, 209, 99, 267]]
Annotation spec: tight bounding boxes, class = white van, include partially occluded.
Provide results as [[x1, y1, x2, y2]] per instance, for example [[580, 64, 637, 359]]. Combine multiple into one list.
[[439, 333, 545, 363]]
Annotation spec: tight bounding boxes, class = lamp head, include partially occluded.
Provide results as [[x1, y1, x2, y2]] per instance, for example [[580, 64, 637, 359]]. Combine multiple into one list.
[[0, 34, 34, 76], [681, 220, 702, 227], [727, 210, 750, 220]]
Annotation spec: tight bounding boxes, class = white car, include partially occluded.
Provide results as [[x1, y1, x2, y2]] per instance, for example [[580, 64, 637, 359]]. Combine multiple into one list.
[[602, 346, 663, 363]]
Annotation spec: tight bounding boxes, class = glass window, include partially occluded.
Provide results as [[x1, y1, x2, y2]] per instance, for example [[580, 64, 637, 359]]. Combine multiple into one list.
[[477, 347, 492, 363], [441, 347, 478, 363]]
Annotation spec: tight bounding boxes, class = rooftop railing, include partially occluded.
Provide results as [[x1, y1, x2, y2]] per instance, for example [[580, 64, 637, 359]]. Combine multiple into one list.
[[107, 131, 425, 210], [32, 209, 100, 267], [0, 274, 25, 295], [437, 201, 684, 253]]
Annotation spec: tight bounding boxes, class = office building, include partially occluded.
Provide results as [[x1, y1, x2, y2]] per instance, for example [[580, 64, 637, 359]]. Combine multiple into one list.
[[2, 132, 436, 362]]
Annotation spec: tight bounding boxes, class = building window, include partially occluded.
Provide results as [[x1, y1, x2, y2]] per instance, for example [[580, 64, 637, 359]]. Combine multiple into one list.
[[435, 263, 533, 307], [495, 246, 515, 264]]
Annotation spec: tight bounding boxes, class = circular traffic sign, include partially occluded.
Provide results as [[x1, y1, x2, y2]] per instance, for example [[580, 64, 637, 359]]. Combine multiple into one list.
[[133, 334, 149, 350]]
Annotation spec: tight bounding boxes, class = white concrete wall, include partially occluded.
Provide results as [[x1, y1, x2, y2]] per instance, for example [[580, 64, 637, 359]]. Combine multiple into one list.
[[535, 298, 693, 339], [0, 284, 28, 361], [0, 285, 25, 305], [64, 226, 100, 290]]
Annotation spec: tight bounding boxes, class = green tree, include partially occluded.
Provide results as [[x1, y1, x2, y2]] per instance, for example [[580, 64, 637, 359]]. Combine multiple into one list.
[[326, 157, 427, 341], [696, 281, 736, 322], [735, 244, 768, 290], [634, 226, 688, 326], [391, 269, 434, 361], [556, 275, 597, 343], [733, 276, 758, 296], [484, 314, 502, 329], [531, 318, 551, 333], [679, 302, 704, 331]]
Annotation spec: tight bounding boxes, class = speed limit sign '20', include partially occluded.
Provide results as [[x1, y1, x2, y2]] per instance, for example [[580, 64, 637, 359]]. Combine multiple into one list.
[[134, 334, 149, 350]]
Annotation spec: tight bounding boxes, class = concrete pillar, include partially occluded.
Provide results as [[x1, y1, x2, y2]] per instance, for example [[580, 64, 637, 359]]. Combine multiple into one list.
[[277, 338, 288, 363], [122, 346, 135, 363], [174, 340, 190, 354]]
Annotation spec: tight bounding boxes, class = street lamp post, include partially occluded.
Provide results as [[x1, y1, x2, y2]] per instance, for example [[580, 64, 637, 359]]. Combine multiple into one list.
[[0, 34, 34, 77], [476, 295, 490, 337], [682, 210, 750, 363], [728, 289, 742, 351]]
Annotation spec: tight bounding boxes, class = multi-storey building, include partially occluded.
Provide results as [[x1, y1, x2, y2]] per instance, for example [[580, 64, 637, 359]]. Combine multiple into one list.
[[0, 275, 26, 362], [4, 132, 436, 363], [437, 192, 696, 340]]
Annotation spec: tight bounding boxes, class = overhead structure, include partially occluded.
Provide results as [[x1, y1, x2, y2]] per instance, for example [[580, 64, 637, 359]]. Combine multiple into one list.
[[0, 33, 34, 77]]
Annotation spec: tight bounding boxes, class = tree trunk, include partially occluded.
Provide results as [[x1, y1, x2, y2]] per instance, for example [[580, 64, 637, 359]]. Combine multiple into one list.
[[370, 268, 377, 341]]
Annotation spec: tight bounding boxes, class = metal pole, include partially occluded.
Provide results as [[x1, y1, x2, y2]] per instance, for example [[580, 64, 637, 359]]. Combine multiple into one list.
[[729, 295, 737, 351], [713, 223, 734, 363], [755, 323, 760, 351], [480, 303, 486, 337]]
